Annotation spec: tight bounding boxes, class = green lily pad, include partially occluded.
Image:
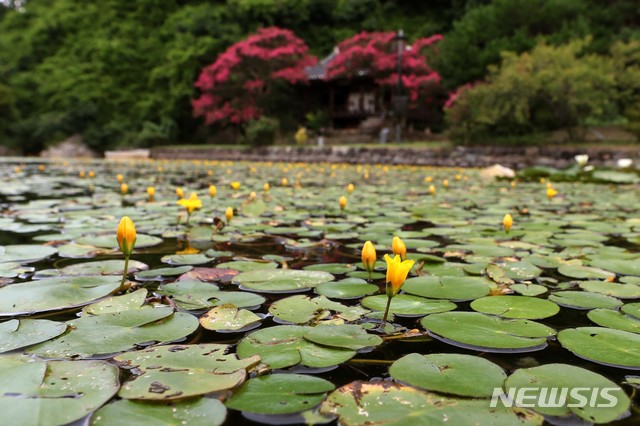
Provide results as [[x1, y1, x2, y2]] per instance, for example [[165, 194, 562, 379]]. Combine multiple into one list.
[[578, 281, 640, 299], [504, 363, 631, 423], [402, 276, 492, 301], [499, 261, 542, 280], [161, 254, 212, 266], [115, 344, 260, 400], [361, 294, 456, 317], [589, 257, 640, 276], [92, 398, 227, 426], [557, 327, 640, 368], [199, 304, 262, 331], [83, 288, 149, 315], [320, 381, 543, 426], [0, 356, 119, 426], [622, 303, 640, 320], [135, 265, 193, 281], [0, 244, 57, 263], [315, 279, 378, 299], [0, 319, 67, 353], [216, 260, 278, 272], [304, 263, 357, 274], [76, 233, 163, 249], [303, 324, 383, 350], [236, 325, 356, 369], [470, 296, 560, 319], [33, 259, 148, 279], [159, 280, 265, 310], [389, 353, 507, 397], [269, 295, 369, 324], [233, 269, 334, 293], [28, 303, 199, 358], [549, 291, 623, 310], [0, 275, 122, 316], [558, 264, 615, 280], [421, 312, 556, 352], [587, 308, 640, 333], [226, 374, 335, 415]]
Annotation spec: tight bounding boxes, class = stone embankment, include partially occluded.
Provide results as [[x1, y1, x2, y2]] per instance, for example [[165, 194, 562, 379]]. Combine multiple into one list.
[[151, 145, 640, 169]]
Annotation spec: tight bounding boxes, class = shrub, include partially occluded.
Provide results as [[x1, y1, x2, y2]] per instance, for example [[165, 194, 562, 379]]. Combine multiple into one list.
[[244, 116, 279, 146]]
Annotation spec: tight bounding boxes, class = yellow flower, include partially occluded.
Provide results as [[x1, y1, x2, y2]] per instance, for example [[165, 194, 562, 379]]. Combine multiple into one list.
[[225, 207, 234, 223], [176, 187, 184, 199], [116, 216, 136, 257], [120, 183, 128, 195], [38, 164, 45, 171], [503, 213, 513, 233], [89, 171, 95, 178], [443, 179, 449, 188], [361, 241, 376, 273], [392, 236, 407, 260], [209, 185, 217, 197], [282, 178, 288, 187], [177, 192, 203, 214], [339, 195, 347, 210], [249, 191, 256, 201], [547, 187, 558, 200], [230, 181, 241, 190], [425, 176, 433, 183], [117, 174, 123, 183], [347, 183, 355, 193], [79, 170, 86, 178], [429, 184, 436, 195], [384, 254, 415, 297], [263, 182, 270, 192], [147, 186, 155, 199]]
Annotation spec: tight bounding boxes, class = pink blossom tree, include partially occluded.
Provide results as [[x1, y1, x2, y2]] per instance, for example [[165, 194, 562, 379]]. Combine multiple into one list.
[[192, 27, 317, 126], [326, 32, 443, 107]]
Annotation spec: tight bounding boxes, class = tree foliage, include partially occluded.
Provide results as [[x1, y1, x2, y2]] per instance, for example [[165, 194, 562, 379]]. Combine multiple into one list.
[[446, 39, 618, 143]]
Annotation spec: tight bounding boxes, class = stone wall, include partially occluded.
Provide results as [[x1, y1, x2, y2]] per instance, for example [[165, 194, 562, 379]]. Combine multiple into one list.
[[150, 145, 640, 169]]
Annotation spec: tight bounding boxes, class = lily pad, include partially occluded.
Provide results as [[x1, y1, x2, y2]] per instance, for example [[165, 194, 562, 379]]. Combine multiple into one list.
[[269, 295, 369, 324], [320, 381, 543, 426], [136, 265, 193, 281], [33, 259, 148, 279], [504, 363, 631, 423], [558, 264, 615, 280], [233, 269, 334, 293], [402, 276, 491, 301], [226, 374, 335, 415], [92, 398, 227, 426], [314, 279, 378, 299], [510, 284, 548, 296], [236, 325, 356, 369], [0, 356, 119, 426], [303, 324, 383, 350], [470, 296, 560, 319], [159, 280, 265, 310], [557, 327, 640, 368], [549, 291, 623, 310], [115, 344, 260, 400], [361, 294, 456, 317], [0, 244, 57, 264], [76, 233, 163, 249], [389, 353, 507, 397], [421, 312, 556, 352], [589, 257, 640, 276], [161, 254, 212, 266], [587, 308, 640, 333], [578, 281, 640, 299], [199, 304, 262, 331], [0, 275, 122, 316], [304, 263, 357, 274], [0, 319, 67, 353]]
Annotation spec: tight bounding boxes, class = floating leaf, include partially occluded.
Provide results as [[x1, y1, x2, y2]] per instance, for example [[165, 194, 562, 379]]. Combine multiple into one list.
[[314, 279, 378, 299], [578, 281, 640, 299], [136, 266, 193, 281], [269, 295, 369, 324], [361, 294, 456, 317], [226, 374, 335, 415], [159, 280, 265, 310], [0, 244, 57, 264], [303, 324, 382, 350], [470, 296, 560, 319], [389, 353, 507, 397], [200, 304, 262, 331], [0, 319, 66, 353], [587, 309, 640, 334], [557, 327, 640, 368], [549, 291, 623, 310], [421, 312, 556, 352], [233, 269, 334, 293], [115, 344, 260, 400], [402, 276, 491, 301], [558, 264, 615, 280]]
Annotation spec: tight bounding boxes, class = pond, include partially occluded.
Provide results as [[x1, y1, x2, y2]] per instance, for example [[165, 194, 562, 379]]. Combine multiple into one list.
[[0, 157, 638, 426]]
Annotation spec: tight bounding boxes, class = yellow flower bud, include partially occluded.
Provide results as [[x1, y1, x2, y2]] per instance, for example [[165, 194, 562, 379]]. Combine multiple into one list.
[[443, 179, 449, 188], [429, 184, 436, 195], [263, 182, 270, 192], [249, 191, 256, 200], [116, 174, 123, 183], [339, 195, 347, 211], [282, 178, 288, 187], [392, 236, 407, 261], [230, 181, 241, 190], [88, 171, 95, 178], [361, 241, 376, 273], [225, 207, 234, 223], [120, 183, 128, 195], [176, 187, 184, 199], [425, 176, 433, 182], [209, 185, 217, 197], [147, 186, 155, 199], [503, 213, 513, 233], [547, 187, 558, 200], [384, 254, 415, 298], [116, 216, 136, 257], [347, 183, 355, 193], [79, 170, 86, 178]]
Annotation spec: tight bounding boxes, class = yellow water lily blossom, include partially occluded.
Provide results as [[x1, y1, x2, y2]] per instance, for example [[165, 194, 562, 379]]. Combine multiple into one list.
[[177, 192, 202, 214], [147, 186, 155, 201], [443, 179, 449, 188], [347, 183, 355, 193], [429, 184, 436, 195], [425, 176, 433, 183], [120, 183, 128, 195], [117, 174, 123, 183], [282, 178, 288, 187], [392, 236, 407, 261], [230, 181, 241, 190], [176, 187, 184, 199], [503, 213, 513, 233], [339, 195, 347, 211], [263, 182, 270, 192], [382, 254, 415, 323], [225, 207, 234, 223], [249, 191, 256, 201], [88, 170, 95, 178], [547, 186, 558, 200], [116, 216, 136, 292], [79, 170, 86, 178], [209, 185, 217, 197], [361, 241, 377, 281]]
